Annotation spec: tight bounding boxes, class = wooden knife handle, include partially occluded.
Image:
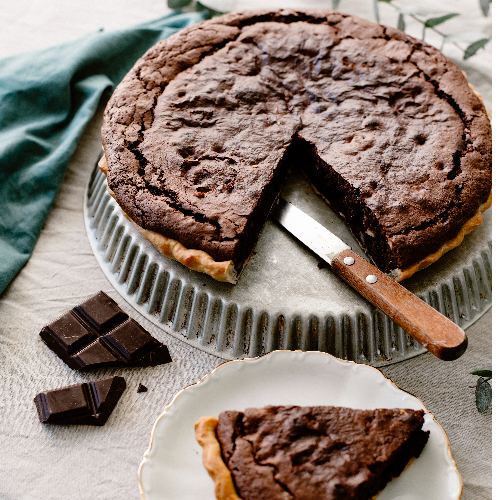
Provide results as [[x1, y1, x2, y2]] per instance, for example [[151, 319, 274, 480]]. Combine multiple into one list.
[[331, 249, 467, 361]]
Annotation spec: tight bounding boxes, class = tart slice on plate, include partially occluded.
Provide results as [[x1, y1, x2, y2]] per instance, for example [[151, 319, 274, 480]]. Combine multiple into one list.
[[137, 351, 462, 500], [195, 405, 429, 500]]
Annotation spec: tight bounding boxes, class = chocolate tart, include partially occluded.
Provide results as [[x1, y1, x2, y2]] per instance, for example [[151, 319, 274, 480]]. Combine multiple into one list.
[[101, 9, 491, 283], [195, 405, 429, 500]]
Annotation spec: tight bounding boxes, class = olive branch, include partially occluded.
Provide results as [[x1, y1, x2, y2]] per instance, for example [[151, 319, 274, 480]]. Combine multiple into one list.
[[333, 0, 491, 60], [168, 0, 491, 61]]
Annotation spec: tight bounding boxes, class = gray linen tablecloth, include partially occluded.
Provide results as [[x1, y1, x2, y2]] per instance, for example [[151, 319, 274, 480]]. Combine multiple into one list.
[[0, 1, 491, 499]]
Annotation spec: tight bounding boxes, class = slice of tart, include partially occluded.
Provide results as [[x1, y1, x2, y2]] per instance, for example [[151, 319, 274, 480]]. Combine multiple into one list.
[[101, 9, 491, 283], [195, 405, 429, 500]]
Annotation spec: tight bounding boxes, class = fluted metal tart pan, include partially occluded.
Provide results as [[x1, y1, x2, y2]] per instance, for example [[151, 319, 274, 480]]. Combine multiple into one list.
[[84, 161, 491, 366]]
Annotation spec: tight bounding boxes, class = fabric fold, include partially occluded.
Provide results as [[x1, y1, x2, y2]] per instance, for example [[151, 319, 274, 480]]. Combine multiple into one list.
[[0, 11, 206, 295]]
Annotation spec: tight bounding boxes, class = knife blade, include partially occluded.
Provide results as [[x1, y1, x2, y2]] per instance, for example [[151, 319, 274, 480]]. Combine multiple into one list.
[[270, 198, 467, 361], [271, 195, 350, 263]]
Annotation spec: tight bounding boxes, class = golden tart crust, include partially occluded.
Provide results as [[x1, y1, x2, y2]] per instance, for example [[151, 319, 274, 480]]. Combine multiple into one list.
[[194, 416, 242, 500]]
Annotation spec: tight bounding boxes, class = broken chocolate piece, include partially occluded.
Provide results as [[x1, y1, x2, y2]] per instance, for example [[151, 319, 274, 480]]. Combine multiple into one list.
[[137, 383, 148, 393], [40, 291, 172, 370], [34, 376, 126, 426]]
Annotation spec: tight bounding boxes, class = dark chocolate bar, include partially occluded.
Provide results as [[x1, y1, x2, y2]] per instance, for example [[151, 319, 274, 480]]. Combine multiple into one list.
[[34, 376, 126, 425], [40, 291, 172, 370]]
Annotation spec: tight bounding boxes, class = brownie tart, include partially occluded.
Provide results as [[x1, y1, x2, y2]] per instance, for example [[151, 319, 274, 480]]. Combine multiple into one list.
[[194, 405, 429, 500], [101, 9, 492, 283]]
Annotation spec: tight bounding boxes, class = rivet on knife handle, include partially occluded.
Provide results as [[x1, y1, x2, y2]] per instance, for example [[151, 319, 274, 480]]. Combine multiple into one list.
[[331, 249, 468, 361]]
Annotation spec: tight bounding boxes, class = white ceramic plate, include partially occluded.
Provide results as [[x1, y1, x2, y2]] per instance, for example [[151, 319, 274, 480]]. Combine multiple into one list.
[[138, 351, 462, 500]]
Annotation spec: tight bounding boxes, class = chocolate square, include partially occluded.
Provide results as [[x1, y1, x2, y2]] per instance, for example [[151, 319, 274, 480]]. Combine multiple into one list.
[[41, 312, 96, 357], [102, 318, 157, 362], [73, 339, 120, 369], [36, 384, 93, 423], [35, 377, 126, 426], [73, 291, 128, 334]]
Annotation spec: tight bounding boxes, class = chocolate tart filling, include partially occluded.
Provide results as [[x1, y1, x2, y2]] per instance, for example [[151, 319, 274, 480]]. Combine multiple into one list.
[[102, 9, 491, 282]]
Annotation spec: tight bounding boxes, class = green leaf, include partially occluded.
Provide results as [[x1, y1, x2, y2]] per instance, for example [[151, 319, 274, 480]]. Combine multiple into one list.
[[332, 0, 342, 9], [464, 38, 490, 59], [476, 378, 492, 413], [397, 13, 405, 32], [168, 0, 192, 9], [424, 13, 460, 28], [479, 0, 491, 17], [471, 369, 492, 378]]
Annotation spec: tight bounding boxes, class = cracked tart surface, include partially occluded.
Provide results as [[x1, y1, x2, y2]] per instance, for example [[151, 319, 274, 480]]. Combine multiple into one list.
[[101, 9, 491, 282]]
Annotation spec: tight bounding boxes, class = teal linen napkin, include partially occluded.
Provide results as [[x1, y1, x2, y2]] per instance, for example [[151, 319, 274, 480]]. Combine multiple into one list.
[[0, 11, 206, 295]]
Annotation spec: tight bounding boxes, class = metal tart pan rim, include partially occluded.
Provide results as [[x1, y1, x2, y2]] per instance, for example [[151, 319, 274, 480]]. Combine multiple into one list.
[[84, 163, 492, 366]]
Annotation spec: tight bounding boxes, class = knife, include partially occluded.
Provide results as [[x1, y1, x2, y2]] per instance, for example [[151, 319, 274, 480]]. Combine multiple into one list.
[[270, 198, 467, 361]]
